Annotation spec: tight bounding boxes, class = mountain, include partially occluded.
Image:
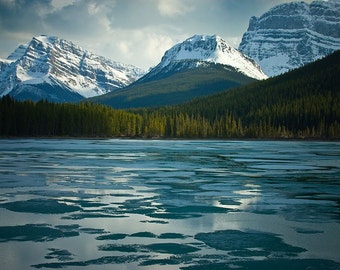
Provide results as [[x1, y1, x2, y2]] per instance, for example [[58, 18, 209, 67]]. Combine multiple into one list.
[[0, 35, 145, 102], [89, 35, 267, 108], [139, 35, 267, 82], [2, 51, 339, 139], [239, 0, 340, 77]]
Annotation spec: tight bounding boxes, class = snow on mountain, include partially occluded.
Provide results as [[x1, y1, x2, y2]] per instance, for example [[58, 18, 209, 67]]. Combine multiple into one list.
[[239, 0, 340, 77], [0, 35, 145, 102], [138, 34, 267, 83]]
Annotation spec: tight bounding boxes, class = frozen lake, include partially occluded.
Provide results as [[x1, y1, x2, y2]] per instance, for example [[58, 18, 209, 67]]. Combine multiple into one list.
[[0, 139, 339, 269]]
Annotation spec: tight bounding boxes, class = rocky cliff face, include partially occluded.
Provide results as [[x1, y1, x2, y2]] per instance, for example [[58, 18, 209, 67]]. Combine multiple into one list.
[[239, 0, 340, 76], [0, 35, 145, 102]]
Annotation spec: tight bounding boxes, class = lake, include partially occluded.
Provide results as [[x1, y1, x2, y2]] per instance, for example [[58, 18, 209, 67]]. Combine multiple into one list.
[[0, 139, 339, 269]]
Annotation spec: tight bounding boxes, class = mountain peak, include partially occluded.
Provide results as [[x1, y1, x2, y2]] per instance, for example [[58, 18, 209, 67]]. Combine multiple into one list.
[[140, 34, 267, 82], [34, 35, 58, 44], [161, 34, 239, 65], [185, 34, 221, 43]]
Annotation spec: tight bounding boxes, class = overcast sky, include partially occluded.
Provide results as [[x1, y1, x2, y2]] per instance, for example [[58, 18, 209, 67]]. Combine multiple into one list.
[[0, 0, 316, 69]]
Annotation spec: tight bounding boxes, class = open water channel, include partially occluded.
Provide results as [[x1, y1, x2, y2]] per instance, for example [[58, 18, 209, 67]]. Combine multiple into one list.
[[0, 139, 339, 269]]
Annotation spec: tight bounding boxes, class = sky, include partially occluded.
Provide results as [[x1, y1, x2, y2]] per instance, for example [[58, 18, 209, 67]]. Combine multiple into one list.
[[0, 0, 315, 70]]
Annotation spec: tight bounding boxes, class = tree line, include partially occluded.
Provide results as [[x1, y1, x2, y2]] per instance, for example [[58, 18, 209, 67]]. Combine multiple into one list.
[[0, 93, 338, 139], [0, 96, 220, 138]]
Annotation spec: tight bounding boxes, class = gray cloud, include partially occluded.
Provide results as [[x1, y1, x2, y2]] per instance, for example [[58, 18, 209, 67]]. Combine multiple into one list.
[[0, 0, 51, 31], [45, 1, 109, 35], [0, 0, 315, 69]]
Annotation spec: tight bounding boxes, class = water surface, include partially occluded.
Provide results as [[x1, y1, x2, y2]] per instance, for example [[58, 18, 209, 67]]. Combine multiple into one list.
[[0, 139, 339, 269]]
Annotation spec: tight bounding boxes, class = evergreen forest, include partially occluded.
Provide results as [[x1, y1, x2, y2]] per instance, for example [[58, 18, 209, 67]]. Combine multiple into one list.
[[0, 51, 339, 139]]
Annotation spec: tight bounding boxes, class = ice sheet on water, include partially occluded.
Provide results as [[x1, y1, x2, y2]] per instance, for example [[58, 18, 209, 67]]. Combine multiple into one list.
[[0, 224, 79, 242], [98, 242, 200, 254], [1, 199, 81, 214], [0, 139, 339, 269], [31, 255, 150, 269], [293, 227, 323, 234], [181, 259, 340, 270], [79, 227, 107, 234], [195, 229, 306, 254], [96, 233, 128, 241], [44, 248, 74, 262], [0, 174, 46, 188], [280, 202, 340, 223]]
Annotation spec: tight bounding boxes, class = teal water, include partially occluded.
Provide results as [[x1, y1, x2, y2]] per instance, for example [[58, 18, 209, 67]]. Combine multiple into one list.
[[0, 139, 339, 269]]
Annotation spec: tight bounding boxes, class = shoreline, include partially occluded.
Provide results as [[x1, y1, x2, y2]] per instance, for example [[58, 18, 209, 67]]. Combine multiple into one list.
[[0, 136, 339, 142]]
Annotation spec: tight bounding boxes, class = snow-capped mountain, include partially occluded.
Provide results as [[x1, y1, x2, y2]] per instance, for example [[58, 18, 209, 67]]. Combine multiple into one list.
[[239, 0, 340, 77], [137, 34, 267, 83], [0, 35, 145, 102]]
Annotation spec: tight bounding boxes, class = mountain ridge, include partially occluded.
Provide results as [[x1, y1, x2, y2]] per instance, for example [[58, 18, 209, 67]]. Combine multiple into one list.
[[0, 35, 145, 102]]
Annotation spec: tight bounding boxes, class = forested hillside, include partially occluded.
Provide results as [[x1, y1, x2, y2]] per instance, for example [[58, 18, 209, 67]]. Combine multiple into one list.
[[89, 63, 256, 108], [0, 51, 339, 139], [168, 50, 340, 138]]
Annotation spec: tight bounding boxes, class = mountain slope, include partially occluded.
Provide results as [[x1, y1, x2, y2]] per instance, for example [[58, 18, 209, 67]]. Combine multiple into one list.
[[89, 35, 266, 108], [0, 35, 145, 102], [239, 0, 340, 76], [172, 50, 340, 137], [90, 63, 257, 108]]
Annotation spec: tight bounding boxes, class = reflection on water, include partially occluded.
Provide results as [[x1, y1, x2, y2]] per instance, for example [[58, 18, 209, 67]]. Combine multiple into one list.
[[0, 139, 339, 269]]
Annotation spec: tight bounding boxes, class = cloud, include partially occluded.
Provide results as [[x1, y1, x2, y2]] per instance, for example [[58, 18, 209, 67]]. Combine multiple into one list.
[[50, 0, 77, 10], [0, 0, 320, 70], [0, 0, 51, 31], [44, 0, 113, 36], [91, 28, 178, 69], [157, 0, 194, 17], [144, 33, 175, 64]]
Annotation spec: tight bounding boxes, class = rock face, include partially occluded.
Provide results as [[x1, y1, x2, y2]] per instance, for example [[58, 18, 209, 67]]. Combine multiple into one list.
[[137, 34, 267, 84], [238, 0, 340, 76], [0, 35, 145, 102]]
